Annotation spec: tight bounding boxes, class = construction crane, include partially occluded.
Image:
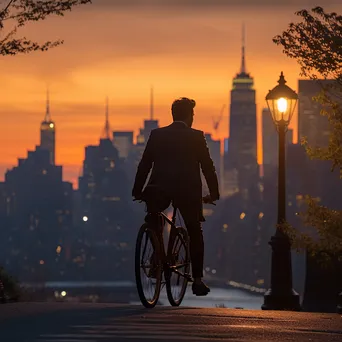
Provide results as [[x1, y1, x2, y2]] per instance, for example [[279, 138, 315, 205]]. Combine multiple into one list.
[[212, 104, 226, 137]]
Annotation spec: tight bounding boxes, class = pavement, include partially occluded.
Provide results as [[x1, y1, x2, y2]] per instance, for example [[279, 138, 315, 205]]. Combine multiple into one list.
[[0, 303, 341, 341]]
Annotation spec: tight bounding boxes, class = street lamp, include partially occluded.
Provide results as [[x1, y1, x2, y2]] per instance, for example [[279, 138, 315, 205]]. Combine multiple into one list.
[[262, 72, 301, 311]]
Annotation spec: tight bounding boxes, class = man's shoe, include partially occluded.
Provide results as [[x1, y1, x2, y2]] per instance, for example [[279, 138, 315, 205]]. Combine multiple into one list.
[[192, 281, 210, 296]]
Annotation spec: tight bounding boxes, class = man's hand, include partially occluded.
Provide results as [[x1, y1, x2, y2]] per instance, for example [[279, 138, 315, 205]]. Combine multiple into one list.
[[133, 195, 142, 201]]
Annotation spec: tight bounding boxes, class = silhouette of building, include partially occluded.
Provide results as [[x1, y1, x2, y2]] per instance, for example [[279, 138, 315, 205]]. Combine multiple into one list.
[[262, 108, 277, 167], [113, 131, 133, 159], [298, 79, 331, 148], [287, 128, 294, 145], [78, 100, 134, 280], [205, 133, 221, 182], [297, 79, 342, 207], [142, 87, 159, 143], [4, 147, 73, 281], [224, 138, 229, 153], [224, 27, 258, 196], [0, 182, 7, 217], [40, 89, 56, 165], [127, 88, 159, 180], [201, 133, 221, 208]]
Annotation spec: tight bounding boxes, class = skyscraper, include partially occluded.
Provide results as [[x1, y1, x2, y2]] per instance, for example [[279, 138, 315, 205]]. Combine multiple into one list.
[[5, 147, 73, 281], [143, 87, 159, 142], [297, 79, 342, 209], [202, 133, 221, 197], [224, 26, 257, 194], [298, 79, 331, 148], [78, 101, 134, 280], [40, 89, 56, 165], [113, 131, 134, 159], [262, 107, 278, 167]]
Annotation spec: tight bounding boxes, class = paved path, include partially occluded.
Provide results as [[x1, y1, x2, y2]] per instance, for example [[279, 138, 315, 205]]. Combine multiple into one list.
[[0, 303, 341, 341]]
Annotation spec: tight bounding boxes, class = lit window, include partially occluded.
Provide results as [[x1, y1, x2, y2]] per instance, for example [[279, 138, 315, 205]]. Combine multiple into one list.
[[257, 279, 264, 285], [56, 246, 62, 254], [296, 194, 303, 200], [240, 212, 246, 220], [110, 161, 115, 168], [258, 212, 264, 219]]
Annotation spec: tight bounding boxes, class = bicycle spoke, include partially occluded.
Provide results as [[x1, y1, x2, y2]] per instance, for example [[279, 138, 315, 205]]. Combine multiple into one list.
[[136, 227, 161, 307], [166, 228, 190, 306]]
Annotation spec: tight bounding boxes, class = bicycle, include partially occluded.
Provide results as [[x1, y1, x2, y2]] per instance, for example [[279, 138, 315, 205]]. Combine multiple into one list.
[[134, 195, 215, 308]]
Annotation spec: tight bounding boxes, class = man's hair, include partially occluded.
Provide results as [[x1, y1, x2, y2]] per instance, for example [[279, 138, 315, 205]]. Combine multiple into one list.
[[171, 97, 196, 121]]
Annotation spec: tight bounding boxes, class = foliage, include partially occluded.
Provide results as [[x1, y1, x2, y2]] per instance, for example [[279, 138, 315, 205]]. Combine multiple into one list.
[[274, 6, 342, 171], [274, 7, 342, 255], [0, 266, 20, 301], [281, 196, 342, 259], [0, 0, 91, 56]]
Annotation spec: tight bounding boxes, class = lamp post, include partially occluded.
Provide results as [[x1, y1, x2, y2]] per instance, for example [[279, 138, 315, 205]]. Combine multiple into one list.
[[262, 72, 301, 311]]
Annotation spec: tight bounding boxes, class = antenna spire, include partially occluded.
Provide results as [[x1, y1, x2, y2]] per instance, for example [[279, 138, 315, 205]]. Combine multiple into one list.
[[150, 86, 154, 120], [102, 96, 111, 139], [45, 87, 51, 122], [240, 23, 246, 74]]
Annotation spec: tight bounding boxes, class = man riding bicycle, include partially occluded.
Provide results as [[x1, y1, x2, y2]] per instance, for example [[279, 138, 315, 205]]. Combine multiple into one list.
[[132, 97, 220, 296]]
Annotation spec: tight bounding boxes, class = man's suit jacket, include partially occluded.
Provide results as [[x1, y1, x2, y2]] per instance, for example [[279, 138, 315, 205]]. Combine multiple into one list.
[[132, 122, 220, 220]]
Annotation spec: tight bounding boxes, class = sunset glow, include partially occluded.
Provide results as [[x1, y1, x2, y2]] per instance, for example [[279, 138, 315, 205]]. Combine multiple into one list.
[[2, 3, 340, 187]]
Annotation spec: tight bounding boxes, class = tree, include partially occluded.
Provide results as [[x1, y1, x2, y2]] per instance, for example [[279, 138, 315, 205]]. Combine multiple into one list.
[[273, 6, 342, 257], [0, 0, 91, 56]]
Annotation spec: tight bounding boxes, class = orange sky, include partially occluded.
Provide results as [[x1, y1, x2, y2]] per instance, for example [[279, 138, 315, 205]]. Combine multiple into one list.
[[1, 2, 341, 187]]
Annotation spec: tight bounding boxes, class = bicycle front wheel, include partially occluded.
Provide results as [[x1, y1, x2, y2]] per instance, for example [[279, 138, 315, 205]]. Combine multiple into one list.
[[166, 226, 190, 306], [135, 224, 162, 308]]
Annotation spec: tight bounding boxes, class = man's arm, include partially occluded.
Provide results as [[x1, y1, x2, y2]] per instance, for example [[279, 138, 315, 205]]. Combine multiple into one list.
[[132, 131, 155, 198], [197, 131, 220, 201]]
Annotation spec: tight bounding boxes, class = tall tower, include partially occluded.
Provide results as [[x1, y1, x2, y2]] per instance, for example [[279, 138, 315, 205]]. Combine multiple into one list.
[[40, 88, 56, 165], [143, 86, 159, 142], [225, 25, 257, 192], [101, 96, 111, 140]]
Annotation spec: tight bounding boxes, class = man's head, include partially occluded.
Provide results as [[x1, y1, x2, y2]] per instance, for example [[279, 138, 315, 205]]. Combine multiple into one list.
[[171, 97, 196, 127]]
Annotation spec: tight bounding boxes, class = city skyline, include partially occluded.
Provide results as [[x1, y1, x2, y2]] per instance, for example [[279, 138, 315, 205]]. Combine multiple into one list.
[[1, 2, 342, 186]]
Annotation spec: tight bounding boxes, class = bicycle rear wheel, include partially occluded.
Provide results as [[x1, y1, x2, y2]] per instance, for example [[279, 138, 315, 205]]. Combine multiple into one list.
[[166, 226, 191, 306], [135, 223, 162, 308]]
